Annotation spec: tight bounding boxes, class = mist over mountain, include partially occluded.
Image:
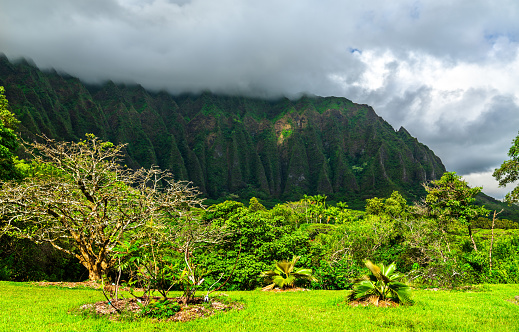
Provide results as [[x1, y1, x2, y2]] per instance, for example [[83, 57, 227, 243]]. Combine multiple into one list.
[[0, 55, 447, 206]]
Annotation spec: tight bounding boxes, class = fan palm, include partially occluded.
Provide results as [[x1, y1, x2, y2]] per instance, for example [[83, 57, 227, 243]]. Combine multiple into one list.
[[260, 256, 317, 291], [349, 260, 412, 305]]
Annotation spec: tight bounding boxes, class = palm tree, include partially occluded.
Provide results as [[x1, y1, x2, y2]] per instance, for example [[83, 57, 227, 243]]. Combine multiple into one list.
[[260, 256, 317, 291], [349, 260, 412, 305]]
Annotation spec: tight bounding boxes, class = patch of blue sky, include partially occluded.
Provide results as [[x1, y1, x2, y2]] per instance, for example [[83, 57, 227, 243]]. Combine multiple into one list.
[[484, 31, 518, 45], [409, 0, 421, 20]]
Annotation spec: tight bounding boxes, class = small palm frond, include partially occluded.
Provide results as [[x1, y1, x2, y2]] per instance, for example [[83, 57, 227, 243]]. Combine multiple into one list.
[[381, 263, 396, 278], [276, 261, 293, 275], [365, 260, 392, 283], [276, 255, 300, 275], [291, 255, 300, 267], [284, 275, 296, 287], [272, 275, 287, 288], [381, 263, 404, 282], [349, 280, 377, 301], [387, 281, 412, 304], [365, 260, 381, 279], [292, 268, 317, 281]]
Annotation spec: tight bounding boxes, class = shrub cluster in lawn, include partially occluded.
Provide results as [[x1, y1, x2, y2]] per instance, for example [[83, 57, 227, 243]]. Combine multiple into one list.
[[139, 299, 181, 319]]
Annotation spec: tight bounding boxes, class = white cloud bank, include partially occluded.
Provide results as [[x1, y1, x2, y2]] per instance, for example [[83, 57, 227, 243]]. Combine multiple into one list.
[[1, 0, 519, 198]]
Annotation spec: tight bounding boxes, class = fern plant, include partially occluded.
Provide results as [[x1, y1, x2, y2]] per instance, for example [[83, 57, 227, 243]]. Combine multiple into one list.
[[348, 260, 412, 305], [260, 256, 317, 291]]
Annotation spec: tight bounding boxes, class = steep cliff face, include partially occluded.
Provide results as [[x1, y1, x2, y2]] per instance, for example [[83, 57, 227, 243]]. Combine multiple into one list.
[[0, 56, 446, 203]]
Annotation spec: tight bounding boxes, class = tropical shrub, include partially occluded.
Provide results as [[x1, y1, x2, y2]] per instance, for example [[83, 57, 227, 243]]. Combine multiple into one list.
[[113, 233, 183, 301], [260, 255, 317, 290], [348, 260, 412, 305]]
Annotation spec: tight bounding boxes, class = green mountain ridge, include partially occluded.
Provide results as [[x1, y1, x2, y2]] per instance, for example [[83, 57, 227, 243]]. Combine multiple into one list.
[[0, 55, 447, 206]]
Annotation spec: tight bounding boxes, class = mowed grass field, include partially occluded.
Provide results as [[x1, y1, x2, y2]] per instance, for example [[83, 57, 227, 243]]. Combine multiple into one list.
[[1, 282, 518, 332]]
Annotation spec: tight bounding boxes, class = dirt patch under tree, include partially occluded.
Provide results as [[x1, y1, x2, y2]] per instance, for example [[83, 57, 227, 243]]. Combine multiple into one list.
[[34, 281, 243, 322]]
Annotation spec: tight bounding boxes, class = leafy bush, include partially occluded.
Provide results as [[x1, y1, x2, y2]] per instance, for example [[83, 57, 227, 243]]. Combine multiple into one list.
[[199, 202, 314, 290], [312, 259, 363, 290], [140, 299, 181, 319]]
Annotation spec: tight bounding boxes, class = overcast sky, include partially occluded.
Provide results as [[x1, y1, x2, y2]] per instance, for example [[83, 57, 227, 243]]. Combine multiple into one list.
[[1, 0, 519, 198]]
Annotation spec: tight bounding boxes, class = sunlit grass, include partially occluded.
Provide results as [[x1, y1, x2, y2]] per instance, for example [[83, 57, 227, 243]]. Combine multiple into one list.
[[1, 282, 518, 331]]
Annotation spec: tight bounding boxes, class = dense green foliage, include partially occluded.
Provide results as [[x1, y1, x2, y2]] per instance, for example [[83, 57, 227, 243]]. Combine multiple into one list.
[[0, 237, 86, 281], [474, 192, 519, 222], [423, 172, 489, 251], [139, 299, 181, 319], [3, 187, 518, 288], [0, 86, 84, 281], [493, 131, 519, 204], [424, 172, 488, 226], [0, 86, 22, 180], [164, 191, 518, 291], [0, 56, 446, 206]]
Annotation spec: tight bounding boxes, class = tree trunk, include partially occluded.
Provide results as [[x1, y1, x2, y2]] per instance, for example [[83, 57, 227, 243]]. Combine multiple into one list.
[[84, 260, 106, 281], [468, 225, 478, 252], [75, 242, 112, 281], [78, 252, 110, 281], [489, 213, 495, 272], [489, 210, 501, 273]]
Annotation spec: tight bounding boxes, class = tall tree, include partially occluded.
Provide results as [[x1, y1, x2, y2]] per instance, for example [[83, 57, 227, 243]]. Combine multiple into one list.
[[423, 172, 489, 251], [0, 134, 202, 280], [493, 132, 519, 204]]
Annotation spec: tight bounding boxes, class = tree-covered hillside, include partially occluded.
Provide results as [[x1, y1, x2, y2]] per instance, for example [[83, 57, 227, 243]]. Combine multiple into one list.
[[0, 55, 445, 205]]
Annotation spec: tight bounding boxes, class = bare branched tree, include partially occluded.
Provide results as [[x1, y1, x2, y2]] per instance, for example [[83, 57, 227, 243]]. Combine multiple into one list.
[[0, 134, 203, 281]]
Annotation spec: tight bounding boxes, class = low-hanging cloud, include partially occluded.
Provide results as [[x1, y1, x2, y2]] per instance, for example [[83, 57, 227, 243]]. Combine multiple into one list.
[[2, 0, 519, 198]]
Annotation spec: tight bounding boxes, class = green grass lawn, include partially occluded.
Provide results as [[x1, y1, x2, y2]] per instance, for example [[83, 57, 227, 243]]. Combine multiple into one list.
[[1, 282, 518, 332]]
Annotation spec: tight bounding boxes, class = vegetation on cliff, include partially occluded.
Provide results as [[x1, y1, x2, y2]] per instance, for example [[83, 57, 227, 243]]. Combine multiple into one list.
[[0, 56, 445, 207]]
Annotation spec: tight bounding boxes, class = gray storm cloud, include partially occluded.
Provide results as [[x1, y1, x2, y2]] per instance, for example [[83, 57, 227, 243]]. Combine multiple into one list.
[[2, 0, 519, 198]]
